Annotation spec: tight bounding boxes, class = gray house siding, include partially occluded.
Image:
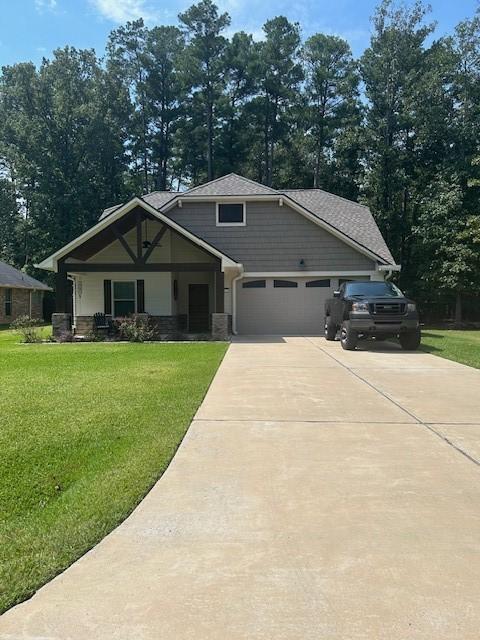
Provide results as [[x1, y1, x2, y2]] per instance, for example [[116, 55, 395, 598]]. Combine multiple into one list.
[[168, 200, 375, 272]]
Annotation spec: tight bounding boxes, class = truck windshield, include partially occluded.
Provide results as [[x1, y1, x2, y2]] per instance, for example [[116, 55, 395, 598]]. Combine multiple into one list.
[[344, 281, 404, 298]]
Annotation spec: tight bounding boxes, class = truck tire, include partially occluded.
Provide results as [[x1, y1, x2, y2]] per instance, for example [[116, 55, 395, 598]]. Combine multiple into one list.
[[399, 328, 421, 351], [340, 321, 357, 351], [324, 316, 336, 341]]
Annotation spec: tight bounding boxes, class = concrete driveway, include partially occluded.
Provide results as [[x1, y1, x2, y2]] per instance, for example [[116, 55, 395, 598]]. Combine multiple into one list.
[[2, 337, 480, 639]]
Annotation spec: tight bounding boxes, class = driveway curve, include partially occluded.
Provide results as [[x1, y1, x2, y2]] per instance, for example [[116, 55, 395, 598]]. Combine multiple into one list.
[[1, 337, 480, 639]]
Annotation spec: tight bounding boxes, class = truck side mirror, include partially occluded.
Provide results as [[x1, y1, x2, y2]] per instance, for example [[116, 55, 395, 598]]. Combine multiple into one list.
[[333, 290, 340, 298]]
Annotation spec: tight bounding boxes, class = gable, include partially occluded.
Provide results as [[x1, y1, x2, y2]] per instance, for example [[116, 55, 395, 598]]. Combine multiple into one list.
[[167, 200, 376, 272], [38, 198, 239, 271], [88, 223, 216, 265], [283, 190, 395, 264], [183, 173, 277, 197]]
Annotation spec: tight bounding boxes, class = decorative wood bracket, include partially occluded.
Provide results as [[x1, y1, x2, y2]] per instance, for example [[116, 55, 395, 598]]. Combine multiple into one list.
[[112, 224, 138, 263], [141, 225, 167, 264]]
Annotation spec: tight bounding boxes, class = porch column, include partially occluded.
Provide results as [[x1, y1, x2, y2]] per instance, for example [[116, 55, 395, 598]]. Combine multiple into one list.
[[212, 270, 229, 340], [53, 265, 72, 339], [55, 267, 68, 313], [214, 271, 224, 312]]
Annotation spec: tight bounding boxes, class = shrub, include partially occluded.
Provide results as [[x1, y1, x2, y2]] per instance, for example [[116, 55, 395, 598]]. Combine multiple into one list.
[[10, 315, 43, 343], [57, 330, 74, 343], [84, 329, 105, 342], [116, 315, 155, 342]]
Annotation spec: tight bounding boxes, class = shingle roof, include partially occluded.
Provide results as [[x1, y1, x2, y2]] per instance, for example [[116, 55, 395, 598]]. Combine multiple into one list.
[[99, 203, 123, 220], [183, 173, 277, 197], [99, 192, 178, 220], [282, 189, 395, 264], [98, 173, 395, 265], [142, 191, 179, 209], [0, 261, 51, 290]]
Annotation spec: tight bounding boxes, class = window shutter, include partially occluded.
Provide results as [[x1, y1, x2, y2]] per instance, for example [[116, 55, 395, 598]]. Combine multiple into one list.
[[104, 280, 112, 315], [137, 280, 145, 313]]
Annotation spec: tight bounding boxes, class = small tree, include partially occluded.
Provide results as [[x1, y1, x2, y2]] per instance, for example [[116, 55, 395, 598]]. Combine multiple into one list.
[[415, 180, 480, 324], [10, 315, 42, 343]]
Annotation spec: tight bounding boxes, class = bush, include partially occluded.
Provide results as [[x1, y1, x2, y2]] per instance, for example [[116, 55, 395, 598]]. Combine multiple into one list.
[[10, 316, 43, 343], [57, 330, 74, 343], [84, 329, 105, 342], [116, 315, 155, 342]]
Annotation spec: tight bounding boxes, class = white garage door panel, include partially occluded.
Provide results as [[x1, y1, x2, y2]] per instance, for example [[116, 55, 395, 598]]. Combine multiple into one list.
[[237, 277, 332, 335]]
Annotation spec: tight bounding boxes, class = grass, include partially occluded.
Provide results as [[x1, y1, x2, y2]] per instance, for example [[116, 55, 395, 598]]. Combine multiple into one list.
[[421, 329, 480, 369], [0, 327, 227, 613]]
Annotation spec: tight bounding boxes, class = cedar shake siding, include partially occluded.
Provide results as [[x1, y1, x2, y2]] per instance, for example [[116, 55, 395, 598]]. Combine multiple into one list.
[[167, 200, 376, 272]]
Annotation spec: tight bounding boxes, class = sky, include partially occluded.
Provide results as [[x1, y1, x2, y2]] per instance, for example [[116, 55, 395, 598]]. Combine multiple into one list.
[[0, 0, 478, 67]]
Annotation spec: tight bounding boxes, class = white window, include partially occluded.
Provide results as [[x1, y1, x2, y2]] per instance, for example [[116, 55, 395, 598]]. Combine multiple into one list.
[[113, 281, 136, 317], [216, 202, 246, 226]]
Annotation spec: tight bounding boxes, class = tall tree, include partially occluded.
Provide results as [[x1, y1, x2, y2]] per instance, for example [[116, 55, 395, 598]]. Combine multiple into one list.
[[0, 177, 23, 266], [252, 17, 303, 186], [107, 19, 150, 192], [215, 31, 259, 176], [301, 34, 360, 189], [361, 0, 435, 280], [146, 26, 186, 190], [179, 0, 230, 182], [450, 10, 480, 206], [0, 48, 129, 263]]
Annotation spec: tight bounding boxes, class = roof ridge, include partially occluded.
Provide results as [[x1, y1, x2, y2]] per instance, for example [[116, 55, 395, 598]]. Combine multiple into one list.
[[144, 189, 178, 195]]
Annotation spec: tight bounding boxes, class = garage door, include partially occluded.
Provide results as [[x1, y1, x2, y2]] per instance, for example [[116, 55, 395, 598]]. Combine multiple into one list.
[[236, 277, 334, 335]]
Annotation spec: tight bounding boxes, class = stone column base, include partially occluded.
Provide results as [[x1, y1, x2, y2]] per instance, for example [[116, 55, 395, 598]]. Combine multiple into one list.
[[52, 313, 72, 339], [211, 313, 230, 341]]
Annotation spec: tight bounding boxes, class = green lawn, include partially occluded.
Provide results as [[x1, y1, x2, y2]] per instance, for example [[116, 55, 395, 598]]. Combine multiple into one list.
[[0, 327, 227, 613], [421, 329, 480, 369]]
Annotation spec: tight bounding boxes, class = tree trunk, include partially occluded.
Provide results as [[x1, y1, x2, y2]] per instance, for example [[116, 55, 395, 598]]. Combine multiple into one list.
[[207, 98, 213, 181], [455, 291, 462, 326], [314, 150, 320, 188], [264, 119, 270, 186]]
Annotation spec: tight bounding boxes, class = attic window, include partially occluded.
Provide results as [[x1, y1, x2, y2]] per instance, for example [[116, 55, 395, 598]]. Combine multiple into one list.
[[216, 202, 245, 226]]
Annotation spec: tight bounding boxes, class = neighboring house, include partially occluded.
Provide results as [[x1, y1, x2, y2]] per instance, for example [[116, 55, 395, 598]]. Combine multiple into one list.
[[38, 174, 398, 337], [0, 260, 50, 324]]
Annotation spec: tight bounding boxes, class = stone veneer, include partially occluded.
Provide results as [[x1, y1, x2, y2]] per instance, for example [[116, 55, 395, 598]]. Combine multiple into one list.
[[211, 313, 230, 341], [0, 287, 43, 324], [52, 313, 72, 338]]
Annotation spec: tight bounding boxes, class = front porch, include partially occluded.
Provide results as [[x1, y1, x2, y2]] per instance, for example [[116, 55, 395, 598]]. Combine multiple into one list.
[[51, 202, 234, 340]]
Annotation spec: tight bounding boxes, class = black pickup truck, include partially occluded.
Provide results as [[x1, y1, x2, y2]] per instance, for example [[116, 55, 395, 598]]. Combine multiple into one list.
[[324, 280, 421, 351]]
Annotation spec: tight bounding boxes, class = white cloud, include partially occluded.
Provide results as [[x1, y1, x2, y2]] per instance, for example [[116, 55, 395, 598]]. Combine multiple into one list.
[[35, 0, 58, 12], [89, 0, 157, 23]]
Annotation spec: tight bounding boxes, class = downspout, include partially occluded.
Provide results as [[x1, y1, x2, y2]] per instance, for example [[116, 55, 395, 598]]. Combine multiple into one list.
[[231, 267, 244, 335]]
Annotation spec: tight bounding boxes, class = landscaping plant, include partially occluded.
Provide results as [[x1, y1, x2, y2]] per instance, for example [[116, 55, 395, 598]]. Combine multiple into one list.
[[10, 315, 43, 343]]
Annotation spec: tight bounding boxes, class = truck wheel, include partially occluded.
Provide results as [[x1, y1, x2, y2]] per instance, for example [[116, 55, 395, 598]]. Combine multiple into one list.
[[399, 328, 421, 351], [324, 316, 336, 341], [340, 322, 357, 351]]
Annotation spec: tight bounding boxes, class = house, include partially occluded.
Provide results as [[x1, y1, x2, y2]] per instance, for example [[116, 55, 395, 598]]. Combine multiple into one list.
[[0, 260, 50, 324], [37, 174, 398, 338]]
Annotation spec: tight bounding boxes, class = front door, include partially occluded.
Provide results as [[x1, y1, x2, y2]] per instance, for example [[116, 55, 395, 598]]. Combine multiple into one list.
[[188, 284, 210, 332]]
